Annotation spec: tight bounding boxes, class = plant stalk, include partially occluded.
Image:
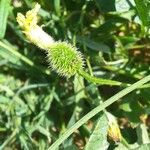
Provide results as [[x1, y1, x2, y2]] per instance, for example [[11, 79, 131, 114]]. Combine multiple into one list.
[[48, 74, 150, 150]]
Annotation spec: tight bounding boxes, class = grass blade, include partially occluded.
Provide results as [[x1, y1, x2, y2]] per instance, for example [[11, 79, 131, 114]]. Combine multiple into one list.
[[134, 0, 150, 26], [0, 0, 11, 39]]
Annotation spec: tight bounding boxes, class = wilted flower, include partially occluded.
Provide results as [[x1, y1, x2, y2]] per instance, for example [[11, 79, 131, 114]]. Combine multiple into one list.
[[16, 3, 54, 49], [16, 3, 84, 77]]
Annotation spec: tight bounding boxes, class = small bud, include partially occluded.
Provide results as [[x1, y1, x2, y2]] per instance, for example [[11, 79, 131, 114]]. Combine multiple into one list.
[[106, 112, 122, 142]]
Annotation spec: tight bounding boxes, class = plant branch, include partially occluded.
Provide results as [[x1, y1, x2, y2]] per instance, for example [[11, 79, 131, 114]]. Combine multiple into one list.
[[48, 74, 150, 150], [78, 69, 129, 87]]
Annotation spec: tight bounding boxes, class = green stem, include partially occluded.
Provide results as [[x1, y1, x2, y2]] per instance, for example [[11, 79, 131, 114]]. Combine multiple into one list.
[[78, 69, 129, 87], [0, 41, 34, 66], [0, 129, 18, 149], [121, 137, 131, 149], [48, 74, 150, 150], [0, 41, 50, 75]]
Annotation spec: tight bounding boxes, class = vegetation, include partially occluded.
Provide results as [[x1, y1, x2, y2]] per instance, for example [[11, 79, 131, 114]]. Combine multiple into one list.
[[0, 0, 150, 149]]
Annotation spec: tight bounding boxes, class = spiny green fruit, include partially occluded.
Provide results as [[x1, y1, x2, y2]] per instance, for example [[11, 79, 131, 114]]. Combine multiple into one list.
[[16, 3, 123, 85], [47, 42, 84, 77]]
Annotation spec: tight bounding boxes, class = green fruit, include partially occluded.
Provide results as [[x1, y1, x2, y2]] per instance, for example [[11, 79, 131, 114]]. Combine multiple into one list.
[[47, 42, 84, 77]]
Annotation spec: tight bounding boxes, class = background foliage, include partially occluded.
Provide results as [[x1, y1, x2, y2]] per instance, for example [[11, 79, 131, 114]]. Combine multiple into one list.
[[0, 0, 150, 149]]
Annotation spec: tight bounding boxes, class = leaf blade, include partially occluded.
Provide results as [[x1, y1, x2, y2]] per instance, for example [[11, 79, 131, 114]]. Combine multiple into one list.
[[85, 113, 109, 150], [0, 0, 11, 39], [134, 0, 150, 26]]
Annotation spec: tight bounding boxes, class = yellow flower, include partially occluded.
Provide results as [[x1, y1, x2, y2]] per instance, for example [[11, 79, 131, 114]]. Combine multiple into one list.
[[16, 3, 54, 49], [106, 112, 122, 142]]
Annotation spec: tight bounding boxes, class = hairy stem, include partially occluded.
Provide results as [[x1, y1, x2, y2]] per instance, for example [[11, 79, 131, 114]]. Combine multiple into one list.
[[78, 69, 129, 86]]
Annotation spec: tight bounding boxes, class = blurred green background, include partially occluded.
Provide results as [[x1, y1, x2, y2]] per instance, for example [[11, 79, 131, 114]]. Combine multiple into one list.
[[0, 0, 150, 149]]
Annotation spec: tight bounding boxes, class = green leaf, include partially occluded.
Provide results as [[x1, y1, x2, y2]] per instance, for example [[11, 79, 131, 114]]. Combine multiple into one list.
[[115, 0, 135, 12], [134, 0, 150, 26], [134, 143, 150, 150], [136, 123, 150, 145], [65, 145, 78, 150], [115, 143, 128, 150], [95, 0, 115, 12], [54, 0, 61, 16], [85, 113, 109, 150], [77, 36, 111, 54], [0, 0, 11, 39], [74, 74, 86, 103], [0, 40, 33, 66]]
